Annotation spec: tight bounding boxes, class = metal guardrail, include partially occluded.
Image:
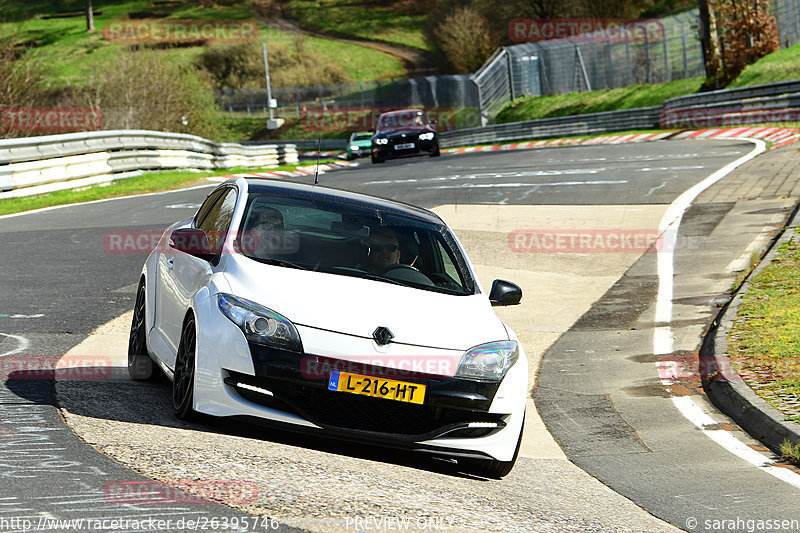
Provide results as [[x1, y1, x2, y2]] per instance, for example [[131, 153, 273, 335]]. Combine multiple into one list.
[[660, 78, 800, 129], [439, 78, 800, 147], [438, 107, 662, 148], [663, 79, 800, 109], [245, 139, 347, 151], [0, 130, 298, 195]]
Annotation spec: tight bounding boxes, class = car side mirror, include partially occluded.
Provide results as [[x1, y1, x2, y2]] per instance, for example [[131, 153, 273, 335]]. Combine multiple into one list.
[[489, 279, 522, 306], [170, 228, 216, 261]]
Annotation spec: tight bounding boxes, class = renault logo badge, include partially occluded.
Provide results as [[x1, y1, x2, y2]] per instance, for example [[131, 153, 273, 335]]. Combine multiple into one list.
[[372, 327, 394, 346]]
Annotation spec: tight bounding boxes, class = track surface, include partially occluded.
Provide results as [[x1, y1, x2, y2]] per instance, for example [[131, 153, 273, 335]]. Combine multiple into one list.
[[1, 140, 795, 531]]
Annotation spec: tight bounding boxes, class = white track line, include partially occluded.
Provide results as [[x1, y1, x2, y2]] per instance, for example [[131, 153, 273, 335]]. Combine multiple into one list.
[[0, 334, 30, 357], [0, 184, 216, 221], [653, 138, 800, 488]]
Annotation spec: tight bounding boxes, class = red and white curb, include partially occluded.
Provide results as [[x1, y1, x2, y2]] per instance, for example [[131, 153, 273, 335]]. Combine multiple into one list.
[[212, 160, 359, 182], [443, 127, 800, 154]]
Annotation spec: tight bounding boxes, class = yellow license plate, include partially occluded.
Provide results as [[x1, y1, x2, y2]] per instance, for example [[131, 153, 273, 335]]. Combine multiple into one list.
[[327, 371, 426, 405]]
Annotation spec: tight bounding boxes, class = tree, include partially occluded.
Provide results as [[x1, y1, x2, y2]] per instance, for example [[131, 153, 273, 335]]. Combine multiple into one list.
[[716, 0, 779, 81], [86, 0, 94, 32], [698, 0, 725, 90], [699, 0, 779, 89]]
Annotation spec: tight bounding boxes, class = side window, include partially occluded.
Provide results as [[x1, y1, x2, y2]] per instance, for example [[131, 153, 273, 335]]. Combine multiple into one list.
[[195, 189, 225, 228], [198, 188, 238, 255], [437, 240, 461, 283]]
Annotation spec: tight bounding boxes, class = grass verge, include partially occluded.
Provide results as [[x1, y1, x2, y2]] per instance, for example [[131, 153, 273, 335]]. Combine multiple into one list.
[[781, 438, 800, 465], [728, 235, 800, 421], [0, 161, 337, 217], [2, 1, 404, 88], [496, 78, 704, 123]]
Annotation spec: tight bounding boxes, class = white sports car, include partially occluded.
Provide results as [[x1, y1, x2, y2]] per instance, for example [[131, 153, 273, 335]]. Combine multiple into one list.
[[128, 177, 528, 477]]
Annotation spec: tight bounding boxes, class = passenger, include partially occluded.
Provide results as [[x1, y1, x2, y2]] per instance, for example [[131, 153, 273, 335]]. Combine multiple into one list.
[[249, 206, 285, 257]]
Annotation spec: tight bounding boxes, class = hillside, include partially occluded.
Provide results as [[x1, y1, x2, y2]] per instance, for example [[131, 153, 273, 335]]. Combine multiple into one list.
[[1, 0, 409, 87]]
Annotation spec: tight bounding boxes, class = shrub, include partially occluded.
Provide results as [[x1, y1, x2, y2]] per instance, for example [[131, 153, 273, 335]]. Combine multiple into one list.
[[431, 6, 495, 73], [197, 39, 350, 89], [0, 30, 47, 137], [85, 49, 224, 139]]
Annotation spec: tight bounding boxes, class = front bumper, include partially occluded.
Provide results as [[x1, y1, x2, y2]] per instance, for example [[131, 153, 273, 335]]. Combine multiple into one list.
[[223, 345, 506, 442], [192, 304, 527, 461], [373, 137, 438, 159], [346, 146, 371, 159]]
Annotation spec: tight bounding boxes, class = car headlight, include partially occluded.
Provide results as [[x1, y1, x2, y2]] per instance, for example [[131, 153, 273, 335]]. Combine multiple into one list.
[[217, 293, 303, 352], [418, 132, 435, 141], [349, 144, 360, 151], [455, 341, 519, 381], [375, 137, 389, 145]]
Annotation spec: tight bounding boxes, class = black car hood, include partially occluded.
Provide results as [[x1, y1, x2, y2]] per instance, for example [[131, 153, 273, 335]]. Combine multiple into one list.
[[376, 127, 435, 137]]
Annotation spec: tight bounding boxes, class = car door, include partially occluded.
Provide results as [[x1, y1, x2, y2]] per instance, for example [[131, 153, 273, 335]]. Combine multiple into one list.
[[156, 187, 238, 366]]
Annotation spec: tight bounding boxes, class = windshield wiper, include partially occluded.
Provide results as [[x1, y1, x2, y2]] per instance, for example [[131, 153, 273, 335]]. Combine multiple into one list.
[[323, 267, 409, 287], [250, 257, 311, 270]]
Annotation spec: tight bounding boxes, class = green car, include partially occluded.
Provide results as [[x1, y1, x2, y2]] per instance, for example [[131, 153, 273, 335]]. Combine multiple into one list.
[[346, 131, 374, 160]]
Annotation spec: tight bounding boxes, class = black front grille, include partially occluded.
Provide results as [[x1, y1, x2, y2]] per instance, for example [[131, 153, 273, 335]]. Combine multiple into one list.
[[225, 372, 504, 440]]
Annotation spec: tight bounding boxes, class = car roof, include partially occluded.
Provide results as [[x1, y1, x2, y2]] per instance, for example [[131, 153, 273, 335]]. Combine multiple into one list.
[[379, 109, 424, 117], [242, 178, 444, 225]]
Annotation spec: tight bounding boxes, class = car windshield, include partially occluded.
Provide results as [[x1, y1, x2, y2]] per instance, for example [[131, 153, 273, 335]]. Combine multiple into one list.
[[352, 133, 372, 141], [377, 111, 428, 131], [238, 192, 475, 295]]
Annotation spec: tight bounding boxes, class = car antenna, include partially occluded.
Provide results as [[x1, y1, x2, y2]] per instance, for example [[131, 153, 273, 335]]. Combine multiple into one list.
[[313, 138, 320, 186]]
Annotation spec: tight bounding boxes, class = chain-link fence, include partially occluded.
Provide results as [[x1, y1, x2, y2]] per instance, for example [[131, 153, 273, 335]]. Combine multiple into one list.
[[217, 0, 800, 127], [775, 0, 800, 48], [215, 75, 479, 127], [474, 0, 800, 120], [506, 10, 705, 97]]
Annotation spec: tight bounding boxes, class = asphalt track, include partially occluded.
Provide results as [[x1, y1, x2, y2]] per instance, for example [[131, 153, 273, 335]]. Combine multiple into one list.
[[1, 139, 796, 532]]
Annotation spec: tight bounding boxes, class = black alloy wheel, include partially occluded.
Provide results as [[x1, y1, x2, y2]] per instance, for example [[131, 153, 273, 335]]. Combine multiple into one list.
[[173, 315, 198, 420], [128, 281, 154, 380]]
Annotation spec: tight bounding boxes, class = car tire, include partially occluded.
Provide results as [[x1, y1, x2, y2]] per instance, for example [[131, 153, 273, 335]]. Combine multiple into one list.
[[371, 153, 384, 164], [128, 281, 154, 380], [430, 145, 441, 157], [461, 412, 524, 479], [173, 314, 198, 420]]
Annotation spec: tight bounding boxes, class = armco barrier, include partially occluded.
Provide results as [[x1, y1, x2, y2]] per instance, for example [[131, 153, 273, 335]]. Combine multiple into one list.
[[438, 78, 800, 148], [0, 130, 298, 195], [438, 107, 662, 148]]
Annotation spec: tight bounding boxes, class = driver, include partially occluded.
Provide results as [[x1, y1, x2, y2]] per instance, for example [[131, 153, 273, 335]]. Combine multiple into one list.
[[366, 228, 401, 273]]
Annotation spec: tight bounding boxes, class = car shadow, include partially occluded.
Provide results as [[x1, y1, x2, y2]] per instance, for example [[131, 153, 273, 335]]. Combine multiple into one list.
[[6, 369, 489, 481]]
